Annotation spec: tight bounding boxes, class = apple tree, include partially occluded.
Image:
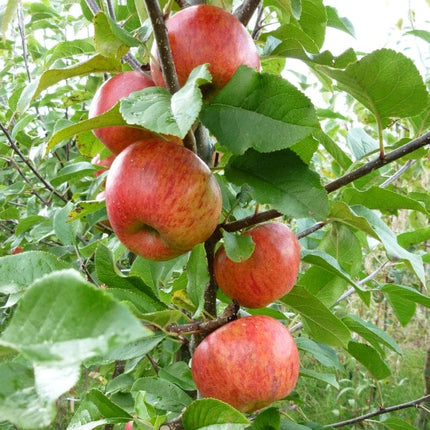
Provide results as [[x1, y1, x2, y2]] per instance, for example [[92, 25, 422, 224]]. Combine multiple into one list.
[[0, 0, 429, 429]]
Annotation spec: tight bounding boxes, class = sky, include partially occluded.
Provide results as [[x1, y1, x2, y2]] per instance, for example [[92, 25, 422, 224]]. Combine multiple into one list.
[[323, 0, 429, 75]]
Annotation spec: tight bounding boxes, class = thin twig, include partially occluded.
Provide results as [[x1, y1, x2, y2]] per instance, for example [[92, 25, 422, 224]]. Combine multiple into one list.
[[326, 394, 430, 428], [209, 131, 430, 240], [0, 123, 68, 203]]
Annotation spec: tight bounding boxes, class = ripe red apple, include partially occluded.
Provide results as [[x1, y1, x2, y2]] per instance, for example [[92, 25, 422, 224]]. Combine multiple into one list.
[[91, 153, 116, 178], [105, 138, 222, 261], [191, 315, 300, 413], [214, 222, 300, 308], [150, 5, 260, 95], [89, 71, 157, 154]]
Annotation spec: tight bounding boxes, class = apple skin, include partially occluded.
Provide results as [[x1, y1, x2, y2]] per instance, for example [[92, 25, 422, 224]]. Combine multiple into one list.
[[105, 138, 222, 261], [124, 421, 133, 430], [150, 5, 260, 95], [89, 71, 157, 154], [191, 315, 300, 413], [91, 153, 116, 178], [213, 222, 300, 308]]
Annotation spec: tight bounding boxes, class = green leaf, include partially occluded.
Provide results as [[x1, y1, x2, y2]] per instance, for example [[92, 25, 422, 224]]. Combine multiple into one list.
[[44, 38, 95, 68], [120, 64, 212, 138], [67, 389, 132, 430], [248, 407, 280, 429], [299, 368, 339, 389], [1, 0, 19, 40], [225, 149, 329, 220], [132, 377, 193, 413], [95, 244, 166, 312], [301, 249, 368, 301], [222, 230, 255, 263], [0, 269, 150, 365], [50, 161, 95, 186], [130, 253, 189, 292], [325, 6, 355, 37], [398, 226, 430, 248], [299, 0, 327, 50], [351, 205, 426, 285], [45, 104, 127, 154], [159, 361, 196, 392], [0, 270, 150, 412], [295, 338, 342, 369], [346, 128, 379, 160], [140, 309, 187, 330], [381, 283, 430, 326], [186, 243, 209, 318], [0, 251, 71, 306], [280, 285, 351, 347], [17, 54, 122, 112], [319, 223, 363, 276], [91, 333, 166, 364], [342, 315, 402, 355], [316, 49, 429, 127], [200, 66, 320, 155], [0, 361, 56, 429], [347, 341, 391, 380], [53, 202, 77, 245], [344, 187, 428, 214], [182, 398, 250, 430], [380, 417, 418, 430], [404, 29, 430, 43], [93, 12, 136, 59]]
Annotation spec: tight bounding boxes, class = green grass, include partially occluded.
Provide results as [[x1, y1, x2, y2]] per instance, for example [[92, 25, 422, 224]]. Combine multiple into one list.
[[291, 347, 427, 428]]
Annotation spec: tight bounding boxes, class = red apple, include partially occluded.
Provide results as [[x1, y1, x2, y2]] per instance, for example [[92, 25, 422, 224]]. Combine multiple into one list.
[[89, 71, 157, 154], [125, 421, 133, 430], [91, 153, 116, 178], [191, 315, 300, 413], [214, 222, 300, 308], [105, 138, 222, 261], [150, 5, 260, 95]]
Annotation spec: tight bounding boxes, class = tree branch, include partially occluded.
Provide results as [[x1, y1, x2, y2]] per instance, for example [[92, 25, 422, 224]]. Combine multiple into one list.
[[143, 0, 197, 152], [233, 0, 261, 26], [325, 131, 430, 193], [0, 123, 68, 203], [326, 394, 430, 428], [166, 300, 240, 335], [210, 131, 430, 239]]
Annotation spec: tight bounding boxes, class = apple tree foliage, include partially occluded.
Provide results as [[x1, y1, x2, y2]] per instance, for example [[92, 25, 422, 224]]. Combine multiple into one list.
[[0, 0, 430, 429]]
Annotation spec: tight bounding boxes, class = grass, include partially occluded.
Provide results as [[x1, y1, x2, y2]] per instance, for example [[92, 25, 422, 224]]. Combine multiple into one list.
[[291, 336, 428, 428]]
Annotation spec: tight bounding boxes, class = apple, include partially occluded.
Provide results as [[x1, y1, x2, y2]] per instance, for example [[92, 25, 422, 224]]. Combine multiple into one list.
[[91, 153, 116, 178], [89, 71, 157, 154], [150, 5, 260, 95], [105, 138, 222, 261], [125, 421, 133, 430], [191, 315, 300, 413], [213, 222, 300, 308]]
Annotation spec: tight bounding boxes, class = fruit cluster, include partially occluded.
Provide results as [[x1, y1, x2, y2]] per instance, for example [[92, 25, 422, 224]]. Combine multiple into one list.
[[88, 4, 300, 415]]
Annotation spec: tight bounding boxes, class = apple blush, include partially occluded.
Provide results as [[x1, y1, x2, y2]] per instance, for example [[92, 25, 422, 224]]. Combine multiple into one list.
[[150, 4, 260, 96], [214, 222, 301, 308], [191, 315, 300, 413], [105, 138, 222, 261]]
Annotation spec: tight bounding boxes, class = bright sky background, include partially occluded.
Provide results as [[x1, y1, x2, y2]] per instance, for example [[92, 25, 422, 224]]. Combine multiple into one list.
[[323, 0, 430, 76]]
